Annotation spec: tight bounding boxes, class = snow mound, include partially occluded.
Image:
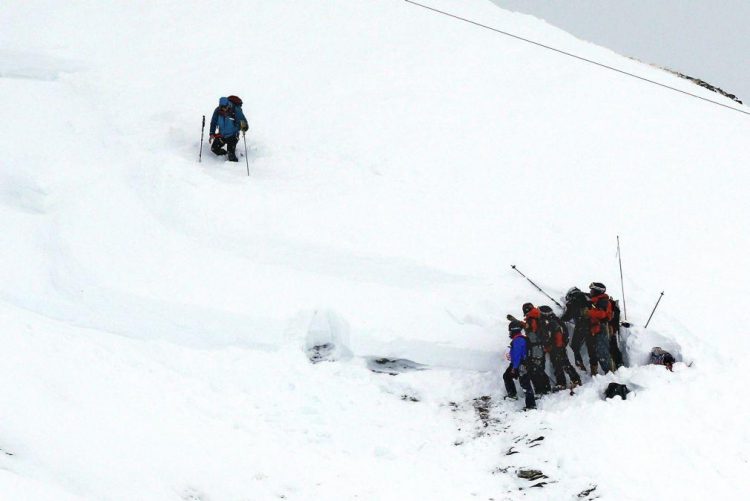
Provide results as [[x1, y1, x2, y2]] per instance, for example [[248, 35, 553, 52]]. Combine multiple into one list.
[[305, 309, 353, 362]]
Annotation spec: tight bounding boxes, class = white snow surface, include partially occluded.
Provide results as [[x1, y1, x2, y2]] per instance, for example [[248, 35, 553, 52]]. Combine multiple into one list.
[[1, 0, 749, 499]]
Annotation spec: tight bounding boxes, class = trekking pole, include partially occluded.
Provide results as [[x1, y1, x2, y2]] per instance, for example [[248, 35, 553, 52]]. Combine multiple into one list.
[[644, 292, 664, 328], [510, 265, 562, 308], [242, 130, 249, 176], [199, 115, 206, 162], [617, 235, 627, 321]]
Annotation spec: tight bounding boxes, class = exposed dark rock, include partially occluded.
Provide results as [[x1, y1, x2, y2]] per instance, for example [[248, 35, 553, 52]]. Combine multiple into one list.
[[661, 67, 743, 104], [366, 357, 427, 375], [517, 469, 548, 482], [578, 485, 598, 498]]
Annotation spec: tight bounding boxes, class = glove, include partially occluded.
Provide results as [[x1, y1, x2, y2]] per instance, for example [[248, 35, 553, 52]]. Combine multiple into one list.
[[581, 309, 590, 318], [240, 120, 248, 132], [209, 133, 221, 143], [510, 368, 519, 379]]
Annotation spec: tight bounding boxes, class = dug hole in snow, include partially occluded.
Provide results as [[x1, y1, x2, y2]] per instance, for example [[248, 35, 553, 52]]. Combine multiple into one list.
[[620, 326, 684, 367], [304, 309, 353, 363]]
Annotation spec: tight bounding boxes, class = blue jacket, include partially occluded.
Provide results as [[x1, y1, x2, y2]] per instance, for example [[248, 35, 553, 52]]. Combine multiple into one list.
[[209, 97, 247, 138], [509, 334, 528, 369]]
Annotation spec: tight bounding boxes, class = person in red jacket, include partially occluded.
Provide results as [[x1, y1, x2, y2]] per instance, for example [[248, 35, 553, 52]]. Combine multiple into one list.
[[519, 303, 551, 394], [539, 305, 581, 390], [586, 282, 612, 375]]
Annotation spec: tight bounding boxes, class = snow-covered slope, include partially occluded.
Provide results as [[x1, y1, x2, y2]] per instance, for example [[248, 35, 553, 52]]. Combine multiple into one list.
[[1, 0, 749, 499]]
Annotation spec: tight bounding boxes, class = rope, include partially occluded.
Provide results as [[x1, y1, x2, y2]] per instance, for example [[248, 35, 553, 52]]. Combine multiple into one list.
[[404, 0, 750, 117]]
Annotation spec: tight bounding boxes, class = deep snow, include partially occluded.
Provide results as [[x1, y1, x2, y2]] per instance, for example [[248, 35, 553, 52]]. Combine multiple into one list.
[[1, 0, 749, 499]]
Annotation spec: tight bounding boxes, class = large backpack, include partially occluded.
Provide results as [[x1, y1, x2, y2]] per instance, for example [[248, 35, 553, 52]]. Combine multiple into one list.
[[526, 330, 546, 360], [228, 95, 243, 107]]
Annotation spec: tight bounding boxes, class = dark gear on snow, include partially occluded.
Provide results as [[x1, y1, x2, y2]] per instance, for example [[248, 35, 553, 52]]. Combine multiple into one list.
[[604, 383, 630, 400], [650, 347, 676, 371]]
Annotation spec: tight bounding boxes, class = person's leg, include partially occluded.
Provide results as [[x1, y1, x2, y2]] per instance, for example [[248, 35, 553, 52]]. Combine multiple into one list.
[[561, 351, 581, 385], [609, 330, 624, 369], [585, 332, 598, 374], [519, 373, 536, 409], [532, 359, 551, 394], [596, 329, 611, 374], [503, 365, 517, 397], [226, 135, 239, 161], [551, 351, 567, 388], [570, 322, 586, 369], [211, 137, 227, 155]]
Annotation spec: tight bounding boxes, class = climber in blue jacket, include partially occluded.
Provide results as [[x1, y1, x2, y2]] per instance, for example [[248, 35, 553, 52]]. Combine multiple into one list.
[[503, 320, 536, 410], [208, 96, 248, 162]]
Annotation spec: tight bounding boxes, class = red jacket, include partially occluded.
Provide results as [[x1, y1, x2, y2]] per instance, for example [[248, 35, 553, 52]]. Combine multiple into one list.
[[588, 293, 612, 335], [523, 308, 541, 333]]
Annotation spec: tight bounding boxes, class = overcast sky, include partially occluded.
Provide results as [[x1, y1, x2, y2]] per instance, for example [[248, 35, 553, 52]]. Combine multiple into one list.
[[490, 0, 749, 102]]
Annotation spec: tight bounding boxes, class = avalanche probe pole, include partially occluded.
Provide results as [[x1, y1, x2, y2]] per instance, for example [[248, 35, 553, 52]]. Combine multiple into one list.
[[199, 115, 206, 162], [644, 292, 664, 328], [617, 235, 627, 320], [510, 265, 562, 308], [242, 131, 249, 176]]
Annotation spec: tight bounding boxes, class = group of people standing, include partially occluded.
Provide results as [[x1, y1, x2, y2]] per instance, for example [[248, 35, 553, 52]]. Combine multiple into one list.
[[503, 282, 623, 410]]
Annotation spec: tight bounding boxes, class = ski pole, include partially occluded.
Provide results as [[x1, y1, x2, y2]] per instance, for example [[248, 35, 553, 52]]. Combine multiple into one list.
[[199, 115, 205, 163], [242, 130, 249, 176], [617, 235, 627, 321], [644, 292, 664, 328], [510, 265, 562, 308]]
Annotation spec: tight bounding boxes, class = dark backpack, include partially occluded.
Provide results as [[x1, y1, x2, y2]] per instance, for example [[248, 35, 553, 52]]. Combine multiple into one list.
[[604, 383, 630, 400], [228, 95, 243, 107]]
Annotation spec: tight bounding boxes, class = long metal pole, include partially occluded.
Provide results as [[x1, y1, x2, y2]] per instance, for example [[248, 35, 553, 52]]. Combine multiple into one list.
[[510, 265, 562, 308], [645, 292, 664, 328], [617, 235, 627, 320], [242, 131, 249, 176], [199, 115, 205, 162]]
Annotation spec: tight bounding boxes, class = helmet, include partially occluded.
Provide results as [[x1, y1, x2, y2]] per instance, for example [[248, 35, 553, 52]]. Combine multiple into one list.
[[508, 320, 524, 337], [589, 282, 606, 294], [539, 305, 554, 317], [522, 302, 534, 315], [565, 287, 580, 302]]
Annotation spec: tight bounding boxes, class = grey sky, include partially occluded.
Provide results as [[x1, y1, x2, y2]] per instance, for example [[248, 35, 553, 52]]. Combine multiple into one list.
[[490, 0, 749, 102]]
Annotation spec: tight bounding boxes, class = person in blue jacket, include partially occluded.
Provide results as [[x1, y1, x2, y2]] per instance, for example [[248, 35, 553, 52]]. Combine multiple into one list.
[[208, 96, 248, 162], [503, 320, 536, 409]]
